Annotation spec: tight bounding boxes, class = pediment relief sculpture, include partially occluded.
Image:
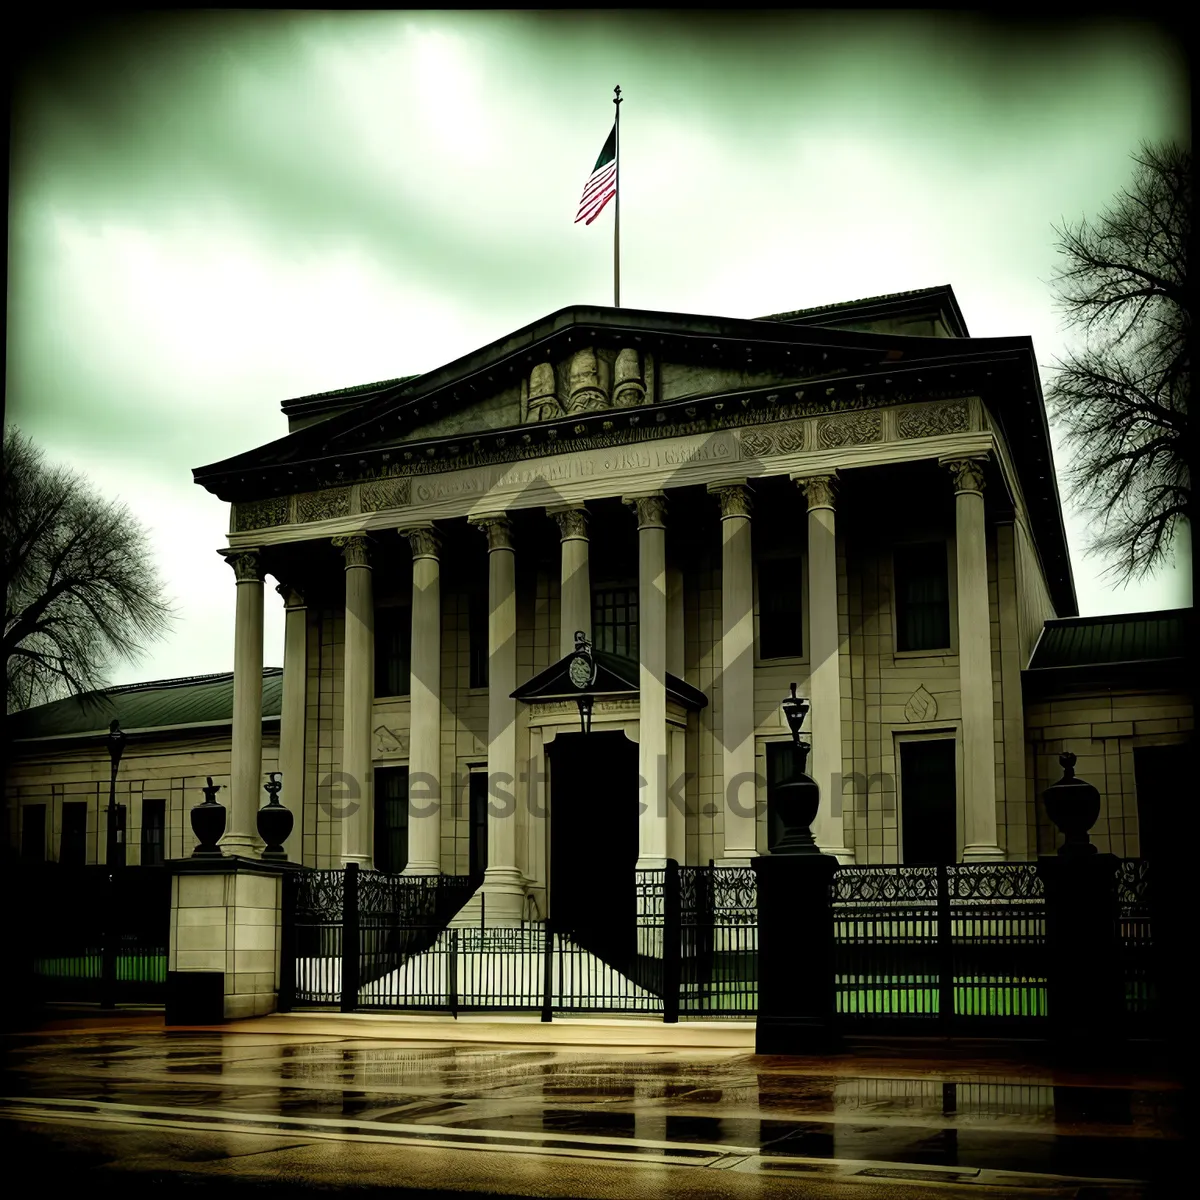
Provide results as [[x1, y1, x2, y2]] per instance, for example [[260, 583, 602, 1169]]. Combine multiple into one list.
[[523, 347, 655, 422]]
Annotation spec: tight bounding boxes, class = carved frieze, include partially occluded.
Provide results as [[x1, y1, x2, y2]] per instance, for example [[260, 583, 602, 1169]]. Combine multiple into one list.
[[740, 421, 805, 458], [897, 401, 970, 440], [374, 725, 408, 758], [233, 497, 289, 532], [296, 487, 350, 524], [817, 410, 883, 449], [360, 477, 412, 513], [529, 698, 640, 719]]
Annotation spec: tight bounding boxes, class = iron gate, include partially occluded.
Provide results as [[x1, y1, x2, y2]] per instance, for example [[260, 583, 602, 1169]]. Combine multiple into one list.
[[831, 863, 1048, 1035]]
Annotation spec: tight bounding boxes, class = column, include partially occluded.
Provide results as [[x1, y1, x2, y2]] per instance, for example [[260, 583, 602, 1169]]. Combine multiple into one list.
[[332, 533, 374, 868], [708, 482, 757, 866], [220, 549, 265, 858], [476, 515, 525, 922], [666, 562, 685, 680], [626, 493, 669, 871], [551, 506, 591, 659], [793, 474, 854, 863], [943, 456, 1004, 861], [403, 525, 442, 875], [276, 582, 308, 861]]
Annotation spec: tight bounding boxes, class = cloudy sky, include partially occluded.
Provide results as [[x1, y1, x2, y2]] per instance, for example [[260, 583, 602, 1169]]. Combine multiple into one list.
[[7, 11, 1190, 689]]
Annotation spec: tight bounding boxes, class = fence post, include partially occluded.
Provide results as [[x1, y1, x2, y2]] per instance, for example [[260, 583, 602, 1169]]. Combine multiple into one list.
[[937, 865, 954, 1032], [278, 868, 298, 1013], [541, 920, 554, 1022], [663, 861, 681, 1024], [448, 927, 459, 1018], [340, 862, 360, 1013], [99, 868, 119, 1010]]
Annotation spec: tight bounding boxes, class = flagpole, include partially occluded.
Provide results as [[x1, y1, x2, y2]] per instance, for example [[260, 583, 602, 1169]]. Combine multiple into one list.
[[613, 84, 622, 308]]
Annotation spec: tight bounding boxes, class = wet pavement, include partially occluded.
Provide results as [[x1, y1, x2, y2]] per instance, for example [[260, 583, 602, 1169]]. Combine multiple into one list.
[[0, 1015, 1186, 1198]]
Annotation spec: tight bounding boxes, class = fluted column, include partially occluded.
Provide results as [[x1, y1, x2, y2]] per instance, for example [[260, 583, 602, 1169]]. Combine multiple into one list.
[[332, 533, 374, 868], [476, 515, 525, 922], [404, 525, 443, 875], [221, 549, 265, 857], [626, 493, 669, 870], [551, 506, 591, 659], [793, 474, 854, 863], [276, 582, 308, 862], [708, 482, 757, 866], [944, 456, 1004, 861]]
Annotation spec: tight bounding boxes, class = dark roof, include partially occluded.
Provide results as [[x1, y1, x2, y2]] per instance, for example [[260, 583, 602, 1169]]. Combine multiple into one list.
[[512, 649, 708, 712], [1022, 608, 1192, 696], [7, 669, 283, 742], [280, 375, 423, 423], [757, 285, 969, 337], [1028, 610, 1188, 671]]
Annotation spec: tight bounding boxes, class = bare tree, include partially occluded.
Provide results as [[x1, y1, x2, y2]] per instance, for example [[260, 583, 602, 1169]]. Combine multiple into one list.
[[1046, 140, 1191, 584], [3, 428, 175, 713]]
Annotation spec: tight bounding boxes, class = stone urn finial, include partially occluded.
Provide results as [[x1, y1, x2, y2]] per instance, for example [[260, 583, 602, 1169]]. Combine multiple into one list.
[[258, 771, 293, 862], [1043, 751, 1101, 857], [191, 776, 226, 857]]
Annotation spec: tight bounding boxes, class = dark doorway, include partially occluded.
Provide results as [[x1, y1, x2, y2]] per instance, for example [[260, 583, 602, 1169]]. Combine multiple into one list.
[[900, 739, 957, 865], [468, 769, 488, 879], [1133, 743, 1185, 865], [549, 730, 639, 959], [374, 767, 409, 873]]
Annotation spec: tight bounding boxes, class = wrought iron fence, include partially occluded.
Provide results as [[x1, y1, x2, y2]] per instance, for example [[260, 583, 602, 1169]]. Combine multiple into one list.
[[678, 865, 758, 1017], [830, 863, 1047, 1034], [1117, 858, 1155, 1032]]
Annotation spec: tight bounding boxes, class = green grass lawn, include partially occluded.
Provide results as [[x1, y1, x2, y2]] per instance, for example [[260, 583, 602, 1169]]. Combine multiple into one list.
[[34, 955, 167, 984]]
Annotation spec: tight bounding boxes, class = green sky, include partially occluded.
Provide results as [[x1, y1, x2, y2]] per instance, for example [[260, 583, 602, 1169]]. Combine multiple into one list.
[[6, 11, 1191, 686]]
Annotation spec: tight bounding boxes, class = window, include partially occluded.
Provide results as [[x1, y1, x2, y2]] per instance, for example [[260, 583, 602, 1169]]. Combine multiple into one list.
[[22, 805, 46, 862], [375, 606, 411, 697], [764, 742, 801, 852], [469, 578, 489, 689], [468, 769, 489, 879], [899, 739, 957, 865], [142, 798, 166, 867], [61, 802, 88, 867], [592, 585, 638, 659], [758, 557, 804, 659], [894, 542, 951, 652], [374, 767, 409, 873]]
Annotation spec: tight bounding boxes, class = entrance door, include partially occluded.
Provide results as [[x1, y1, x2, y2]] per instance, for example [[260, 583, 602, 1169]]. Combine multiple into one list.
[[548, 730, 639, 959], [899, 739, 958, 865]]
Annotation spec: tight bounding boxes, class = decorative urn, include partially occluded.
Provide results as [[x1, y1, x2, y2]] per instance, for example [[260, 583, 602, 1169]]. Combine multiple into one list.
[[257, 772, 293, 861], [1043, 752, 1101, 857], [191, 776, 226, 857], [773, 685, 823, 855]]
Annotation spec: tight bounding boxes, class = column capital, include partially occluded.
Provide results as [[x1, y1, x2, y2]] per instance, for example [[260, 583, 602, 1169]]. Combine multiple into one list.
[[623, 492, 667, 529], [402, 524, 442, 560], [941, 454, 988, 495], [475, 513, 514, 552], [219, 548, 265, 583], [549, 505, 590, 542], [707, 480, 753, 520], [332, 533, 372, 569], [275, 581, 307, 608], [792, 472, 839, 512]]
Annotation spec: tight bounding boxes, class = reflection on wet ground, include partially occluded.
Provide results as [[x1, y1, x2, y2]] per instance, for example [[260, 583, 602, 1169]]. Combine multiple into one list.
[[0, 1031, 1183, 1185]]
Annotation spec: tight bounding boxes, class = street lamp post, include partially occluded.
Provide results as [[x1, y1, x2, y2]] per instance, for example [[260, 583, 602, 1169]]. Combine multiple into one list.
[[101, 718, 127, 1009]]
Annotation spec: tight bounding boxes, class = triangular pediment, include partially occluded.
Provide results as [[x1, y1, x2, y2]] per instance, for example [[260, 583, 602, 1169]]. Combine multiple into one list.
[[512, 648, 707, 712]]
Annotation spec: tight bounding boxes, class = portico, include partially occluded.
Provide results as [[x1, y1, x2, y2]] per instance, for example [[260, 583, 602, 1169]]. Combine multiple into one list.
[[197, 287, 1075, 922]]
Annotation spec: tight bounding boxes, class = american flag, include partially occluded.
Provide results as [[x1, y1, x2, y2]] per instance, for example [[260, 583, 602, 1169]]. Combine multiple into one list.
[[575, 124, 617, 226]]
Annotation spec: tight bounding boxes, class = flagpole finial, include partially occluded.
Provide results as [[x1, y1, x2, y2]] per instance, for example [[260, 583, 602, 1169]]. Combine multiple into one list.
[[614, 85, 622, 105]]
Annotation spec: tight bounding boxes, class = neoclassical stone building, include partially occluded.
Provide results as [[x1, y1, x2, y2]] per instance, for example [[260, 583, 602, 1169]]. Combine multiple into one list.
[[8, 287, 1190, 937]]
